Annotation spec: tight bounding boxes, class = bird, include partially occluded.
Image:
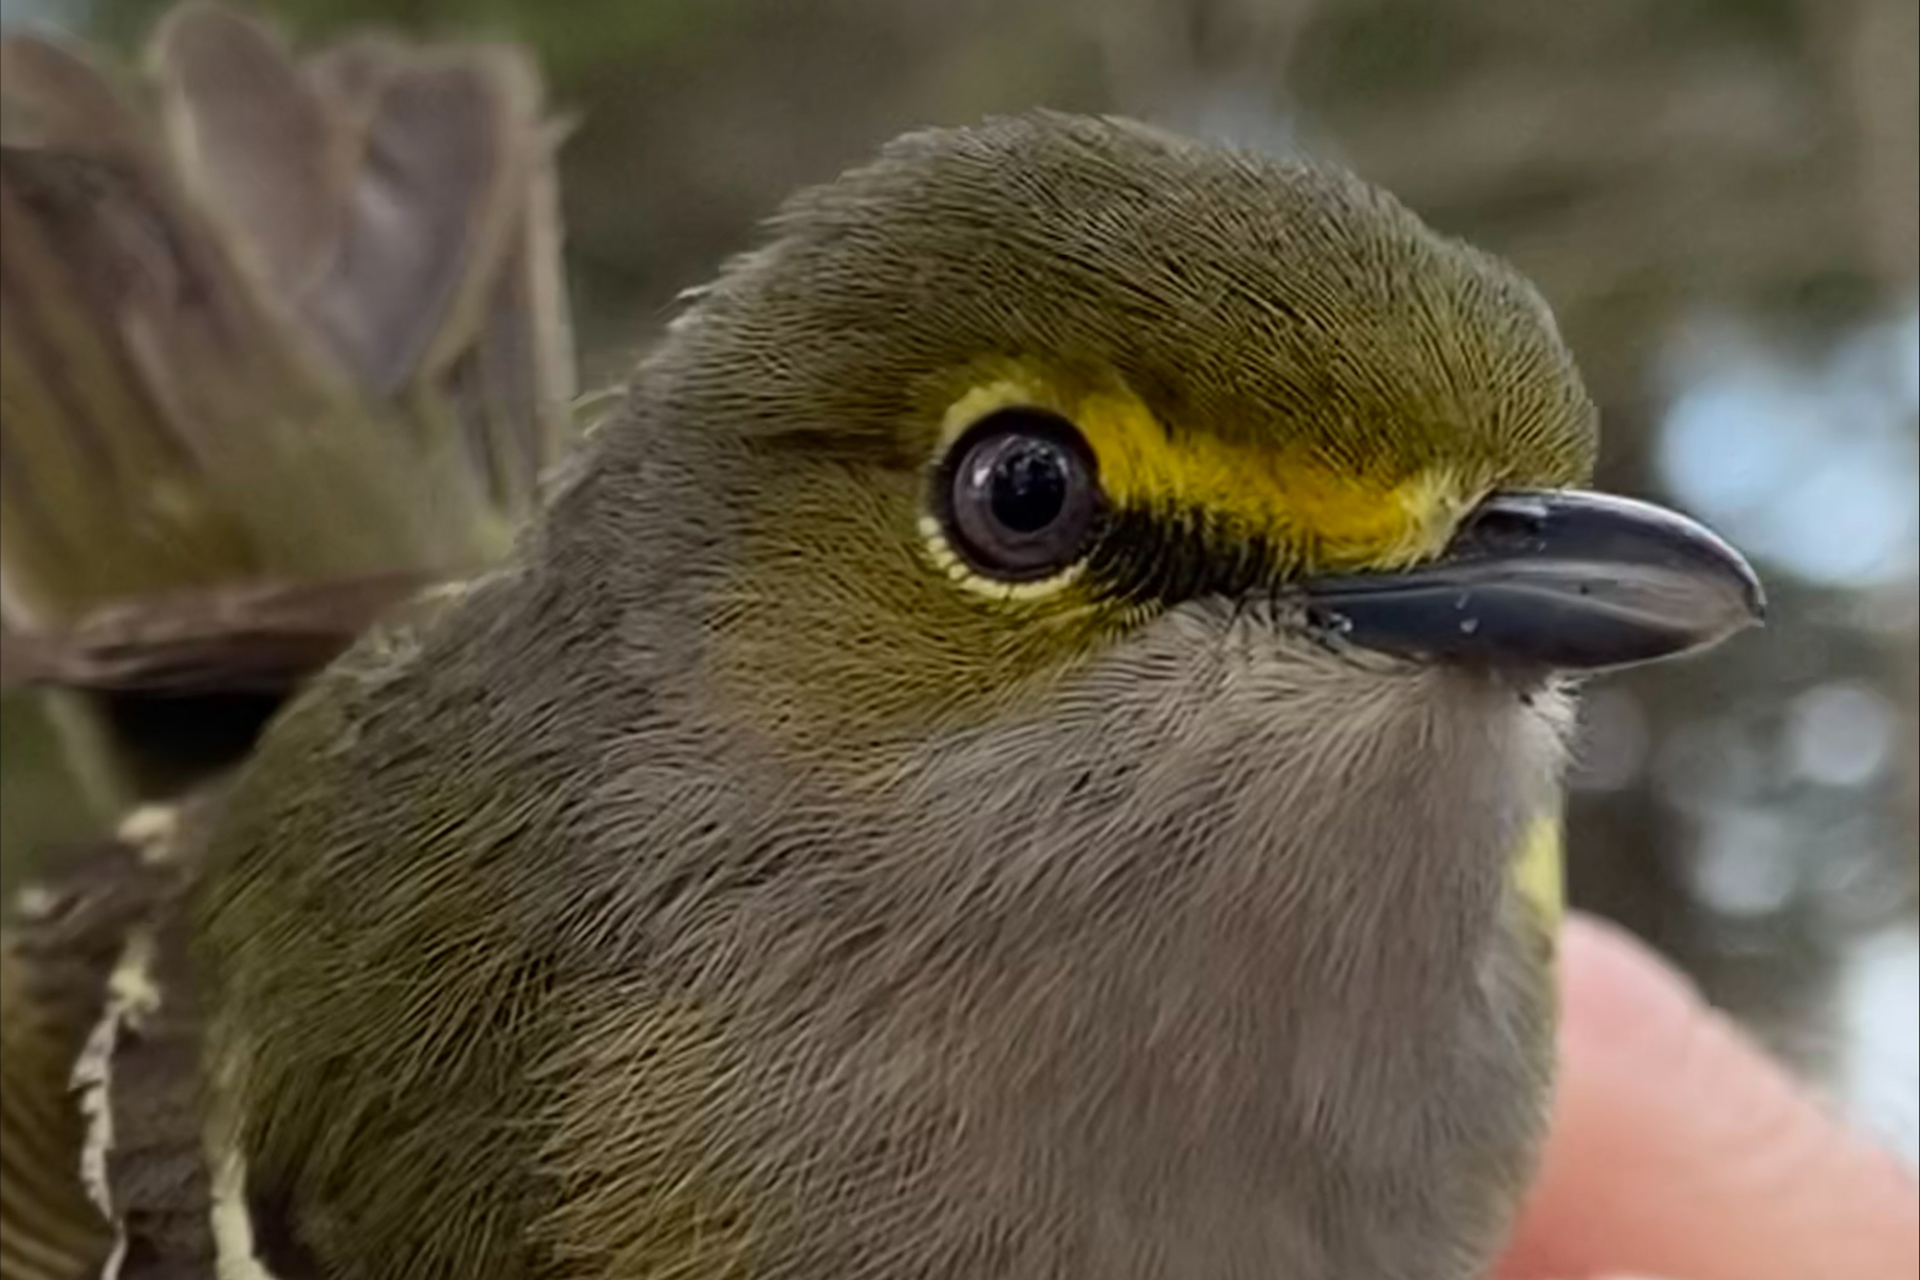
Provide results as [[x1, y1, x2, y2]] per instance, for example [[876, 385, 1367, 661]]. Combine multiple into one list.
[[0, 111, 1762, 1280]]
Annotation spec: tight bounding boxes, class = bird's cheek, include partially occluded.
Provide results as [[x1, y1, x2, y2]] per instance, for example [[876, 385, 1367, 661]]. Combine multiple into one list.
[[703, 566, 1100, 769]]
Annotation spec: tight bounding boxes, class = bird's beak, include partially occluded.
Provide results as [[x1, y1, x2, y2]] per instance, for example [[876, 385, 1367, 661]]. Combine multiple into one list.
[[1299, 489, 1765, 671]]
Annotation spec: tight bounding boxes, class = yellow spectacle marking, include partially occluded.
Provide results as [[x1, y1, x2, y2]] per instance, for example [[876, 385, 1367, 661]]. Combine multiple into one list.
[[937, 371, 1467, 578], [1511, 811, 1565, 930]]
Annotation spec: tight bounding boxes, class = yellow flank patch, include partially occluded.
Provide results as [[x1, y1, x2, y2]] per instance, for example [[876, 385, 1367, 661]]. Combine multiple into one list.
[[937, 371, 1471, 575], [1510, 811, 1565, 930]]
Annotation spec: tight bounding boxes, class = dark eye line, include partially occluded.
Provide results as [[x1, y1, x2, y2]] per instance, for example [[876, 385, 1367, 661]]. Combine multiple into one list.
[[927, 404, 1295, 602], [1085, 504, 1283, 608]]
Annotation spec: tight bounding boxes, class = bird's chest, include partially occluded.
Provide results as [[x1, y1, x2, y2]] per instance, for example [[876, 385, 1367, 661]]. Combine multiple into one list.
[[546, 670, 1565, 1276], [945, 939, 1545, 1279], [550, 903, 1551, 1280]]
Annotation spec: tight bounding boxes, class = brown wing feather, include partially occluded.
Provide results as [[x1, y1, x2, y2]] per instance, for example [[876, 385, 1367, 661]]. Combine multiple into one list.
[[0, 807, 216, 1280], [0, 943, 109, 1280]]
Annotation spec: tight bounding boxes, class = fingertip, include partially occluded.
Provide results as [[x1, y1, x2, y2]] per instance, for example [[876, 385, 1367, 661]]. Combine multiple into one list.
[[1502, 913, 1919, 1280], [1555, 914, 1710, 1062]]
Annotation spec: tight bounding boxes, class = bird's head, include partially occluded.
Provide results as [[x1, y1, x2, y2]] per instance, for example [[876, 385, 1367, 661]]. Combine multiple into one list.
[[582, 112, 1760, 762]]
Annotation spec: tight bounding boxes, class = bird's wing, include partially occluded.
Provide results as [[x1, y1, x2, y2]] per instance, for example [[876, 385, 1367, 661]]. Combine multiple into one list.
[[0, 575, 484, 1280], [0, 804, 216, 1280], [0, 571, 439, 696]]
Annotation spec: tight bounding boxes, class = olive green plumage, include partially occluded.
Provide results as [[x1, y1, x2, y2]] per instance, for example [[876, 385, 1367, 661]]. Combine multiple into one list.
[[21, 111, 1762, 1280]]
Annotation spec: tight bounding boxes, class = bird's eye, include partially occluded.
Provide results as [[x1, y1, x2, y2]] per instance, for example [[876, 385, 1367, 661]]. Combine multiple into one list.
[[935, 408, 1103, 581]]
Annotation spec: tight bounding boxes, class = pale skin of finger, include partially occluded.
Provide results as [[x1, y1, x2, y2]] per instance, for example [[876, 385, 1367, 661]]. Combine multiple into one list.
[[1497, 913, 1919, 1280]]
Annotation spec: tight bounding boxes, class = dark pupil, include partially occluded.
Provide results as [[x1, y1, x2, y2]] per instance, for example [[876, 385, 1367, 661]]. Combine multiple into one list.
[[988, 441, 1069, 533]]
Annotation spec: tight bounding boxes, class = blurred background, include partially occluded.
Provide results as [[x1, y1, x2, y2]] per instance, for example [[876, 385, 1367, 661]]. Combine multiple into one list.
[[2, 0, 1915, 1166]]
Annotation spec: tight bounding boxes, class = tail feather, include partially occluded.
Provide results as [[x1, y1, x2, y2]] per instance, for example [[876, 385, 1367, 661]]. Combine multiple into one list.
[[149, 1, 355, 304], [0, 4, 576, 685]]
